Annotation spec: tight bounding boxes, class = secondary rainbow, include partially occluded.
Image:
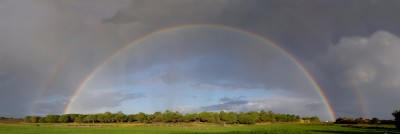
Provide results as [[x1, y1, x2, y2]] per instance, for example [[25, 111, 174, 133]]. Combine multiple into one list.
[[63, 24, 336, 121], [350, 79, 368, 118], [32, 55, 69, 115]]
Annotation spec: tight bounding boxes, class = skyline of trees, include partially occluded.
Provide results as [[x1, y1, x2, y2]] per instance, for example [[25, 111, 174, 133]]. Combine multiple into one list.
[[24, 110, 318, 125], [393, 109, 400, 130]]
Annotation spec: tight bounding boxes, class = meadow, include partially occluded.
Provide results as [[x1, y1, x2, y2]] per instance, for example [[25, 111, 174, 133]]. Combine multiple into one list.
[[0, 123, 398, 134]]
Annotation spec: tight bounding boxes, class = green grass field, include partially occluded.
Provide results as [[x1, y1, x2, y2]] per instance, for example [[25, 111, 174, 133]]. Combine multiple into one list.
[[0, 123, 399, 134]]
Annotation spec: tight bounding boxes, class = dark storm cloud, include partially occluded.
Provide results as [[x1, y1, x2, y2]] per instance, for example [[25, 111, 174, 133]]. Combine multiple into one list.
[[316, 31, 400, 119], [103, 0, 400, 59], [0, 0, 132, 117], [1, 0, 400, 120]]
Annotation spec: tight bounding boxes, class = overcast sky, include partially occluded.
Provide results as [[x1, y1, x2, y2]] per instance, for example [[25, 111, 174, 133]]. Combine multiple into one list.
[[1, 0, 400, 121]]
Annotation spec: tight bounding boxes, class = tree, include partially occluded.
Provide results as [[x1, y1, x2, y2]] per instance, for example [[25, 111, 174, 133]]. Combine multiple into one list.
[[173, 111, 183, 122], [223, 112, 238, 124], [96, 114, 106, 123], [198, 112, 216, 123], [24, 116, 31, 123], [392, 110, 400, 130], [126, 114, 136, 122], [58, 115, 71, 123], [259, 110, 268, 122], [113, 111, 126, 123], [310, 116, 320, 123], [135, 112, 147, 123], [183, 113, 197, 123], [44, 115, 60, 123], [335, 117, 355, 124], [23, 116, 36, 123], [220, 111, 227, 121], [103, 112, 114, 123], [74, 115, 85, 123], [371, 117, 379, 124], [162, 110, 174, 123], [39, 117, 46, 123], [267, 111, 276, 122], [153, 112, 163, 122], [84, 114, 97, 123], [23, 110, 317, 125], [248, 111, 260, 123], [30, 116, 40, 123], [238, 112, 255, 124], [68, 114, 78, 122]]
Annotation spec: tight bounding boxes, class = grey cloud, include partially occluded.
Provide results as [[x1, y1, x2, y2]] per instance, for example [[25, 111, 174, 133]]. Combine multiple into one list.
[[317, 31, 400, 119], [201, 100, 249, 111], [0, 0, 131, 117], [220, 96, 245, 102], [103, 0, 400, 59], [32, 99, 68, 116], [305, 103, 324, 112], [70, 90, 145, 113]]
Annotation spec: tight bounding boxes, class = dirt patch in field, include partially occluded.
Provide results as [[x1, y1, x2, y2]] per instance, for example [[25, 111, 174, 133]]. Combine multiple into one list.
[[0, 119, 23, 124]]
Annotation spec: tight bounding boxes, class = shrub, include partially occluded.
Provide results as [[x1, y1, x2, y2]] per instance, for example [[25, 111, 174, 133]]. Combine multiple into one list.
[[393, 110, 400, 130]]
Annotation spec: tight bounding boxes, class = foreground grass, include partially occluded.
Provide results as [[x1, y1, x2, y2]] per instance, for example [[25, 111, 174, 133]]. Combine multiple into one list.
[[0, 123, 399, 134]]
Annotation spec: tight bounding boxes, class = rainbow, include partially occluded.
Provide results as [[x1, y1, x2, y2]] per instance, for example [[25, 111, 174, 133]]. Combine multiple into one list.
[[350, 79, 368, 118], [63, 24, 336, 121], [32, 55, 69, 115]]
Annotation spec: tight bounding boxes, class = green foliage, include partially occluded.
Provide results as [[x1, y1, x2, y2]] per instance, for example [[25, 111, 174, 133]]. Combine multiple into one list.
[[135, 112, 147, 123], [238, 112, 255, 124], [58, 115, 71, 123], [260, 110, 276, 122], [84, 114, 97, 123], [183, 113, 197, 123], [310, 116, 320, 123], [153, 112, 163, 122], [103, 112, 114, 123], [24, 110, 316, 124], [96, 114, 105, 123], [74, 115, 85, 123], [113, 111, 126, 123], [39, 117, 46, 123], [335, 117, 379, 124], [162, 110, 183, 123], [126, 114, 136, 122], [248, 111, 260, 123], [44, 115, 60, 123], [198, 111, 217, 123], [25, 116, 40, 123], [259, 110, 268, 122], [24, 116, 30, 123], [221, 112, 238, 124]]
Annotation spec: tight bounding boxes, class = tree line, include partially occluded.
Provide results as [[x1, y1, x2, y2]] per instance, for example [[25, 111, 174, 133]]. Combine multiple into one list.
[[24, 110, 320, 125], [335, 109, 400, 130], [393, 109, 400, 130], [335, 117, 394, 124]]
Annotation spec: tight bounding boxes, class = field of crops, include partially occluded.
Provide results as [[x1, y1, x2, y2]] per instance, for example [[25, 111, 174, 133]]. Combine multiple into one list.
[[0, 123, 398, 134]]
